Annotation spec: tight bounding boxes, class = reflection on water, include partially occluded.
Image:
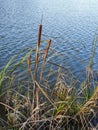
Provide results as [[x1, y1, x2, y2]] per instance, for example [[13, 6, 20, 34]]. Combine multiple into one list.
[[0, 0, 98, 81]]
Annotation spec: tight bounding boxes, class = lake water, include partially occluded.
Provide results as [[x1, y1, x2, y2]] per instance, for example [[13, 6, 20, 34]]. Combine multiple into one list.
[[0, 0, 98, 81]]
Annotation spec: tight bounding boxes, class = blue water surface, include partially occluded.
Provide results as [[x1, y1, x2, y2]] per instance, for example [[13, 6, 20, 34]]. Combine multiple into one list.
[[0, 0, 98, 80]]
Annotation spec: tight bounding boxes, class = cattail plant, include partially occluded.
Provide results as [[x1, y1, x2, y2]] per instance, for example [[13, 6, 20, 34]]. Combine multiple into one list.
[[31, 24, 42, 113]]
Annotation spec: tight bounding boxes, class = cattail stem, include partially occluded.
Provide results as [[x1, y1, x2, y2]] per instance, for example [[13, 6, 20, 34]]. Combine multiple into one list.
[[32, 24, 42, 112]]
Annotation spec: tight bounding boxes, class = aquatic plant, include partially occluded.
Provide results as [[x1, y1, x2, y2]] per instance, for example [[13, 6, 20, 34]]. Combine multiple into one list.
[[0, 24, 98, 130]]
